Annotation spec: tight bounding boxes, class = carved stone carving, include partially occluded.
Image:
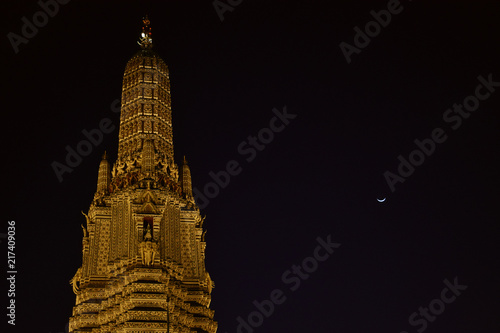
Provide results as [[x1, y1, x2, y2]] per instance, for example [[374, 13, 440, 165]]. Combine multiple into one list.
[[70, 267, 82, 294]]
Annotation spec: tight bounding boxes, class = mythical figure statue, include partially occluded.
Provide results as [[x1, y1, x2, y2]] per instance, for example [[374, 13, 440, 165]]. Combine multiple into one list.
[[169, 161, 179, 181], [140, 240, 158, 266], [125, 155, 136, 170]]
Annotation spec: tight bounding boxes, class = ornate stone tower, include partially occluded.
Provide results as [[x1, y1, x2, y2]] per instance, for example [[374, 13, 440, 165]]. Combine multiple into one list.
[[69, 17, 217, 333]]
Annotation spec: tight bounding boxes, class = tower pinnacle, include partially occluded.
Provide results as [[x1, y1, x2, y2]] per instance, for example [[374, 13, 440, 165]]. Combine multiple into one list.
[[138, 15, 153, 49]]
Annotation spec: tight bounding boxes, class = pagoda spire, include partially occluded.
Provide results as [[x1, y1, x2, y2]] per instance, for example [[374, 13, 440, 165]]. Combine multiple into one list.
[[96, 151, 111, 193], [115, 15, 173, 179], [181, 156, 194, 201]]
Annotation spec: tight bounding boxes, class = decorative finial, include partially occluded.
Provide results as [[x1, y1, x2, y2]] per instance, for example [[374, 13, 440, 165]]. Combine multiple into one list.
[[102, 151, 107, 160], [138, 15, 153, 49], [183, 156, 188, 165]]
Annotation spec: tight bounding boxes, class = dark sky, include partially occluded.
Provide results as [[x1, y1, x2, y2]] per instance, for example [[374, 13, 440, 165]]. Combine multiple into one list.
[[2, 1, 500, 332]]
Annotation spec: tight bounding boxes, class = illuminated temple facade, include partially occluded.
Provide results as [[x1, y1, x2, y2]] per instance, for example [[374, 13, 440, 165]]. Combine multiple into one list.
[[69, 17, 217, 333]]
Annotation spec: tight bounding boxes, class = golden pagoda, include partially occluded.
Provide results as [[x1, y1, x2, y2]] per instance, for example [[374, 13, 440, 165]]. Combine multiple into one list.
[[68, 16, 217, 333]]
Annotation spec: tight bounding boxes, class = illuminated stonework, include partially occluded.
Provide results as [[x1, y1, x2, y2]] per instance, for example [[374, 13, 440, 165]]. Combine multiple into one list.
[[69, 17, 217, 333]]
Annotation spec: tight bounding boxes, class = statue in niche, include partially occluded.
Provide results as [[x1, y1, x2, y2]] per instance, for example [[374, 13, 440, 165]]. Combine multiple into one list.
[[140, 223, 158, 266], [140, 241, 158, 266], [144, 223, 152, 241]]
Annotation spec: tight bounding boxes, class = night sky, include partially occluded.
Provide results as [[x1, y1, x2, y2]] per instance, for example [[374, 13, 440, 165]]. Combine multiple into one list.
[[2, 1, 500, 332]]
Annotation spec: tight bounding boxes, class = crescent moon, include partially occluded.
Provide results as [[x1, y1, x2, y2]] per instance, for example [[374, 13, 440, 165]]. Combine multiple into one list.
[[377, 198, 386, 203]]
